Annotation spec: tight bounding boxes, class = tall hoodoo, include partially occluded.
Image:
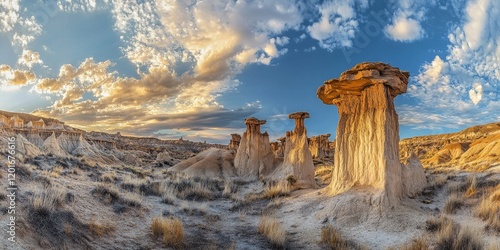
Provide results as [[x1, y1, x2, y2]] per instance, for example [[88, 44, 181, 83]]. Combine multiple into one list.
[[234, 117, 275, 179], [317, 62, 411, 206], [228, 133, 241, 151], [283, 112, 316, 188]]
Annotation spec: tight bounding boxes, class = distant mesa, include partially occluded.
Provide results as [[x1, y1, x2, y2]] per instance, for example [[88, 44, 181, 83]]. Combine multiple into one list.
[[317, 62, 425, 207]]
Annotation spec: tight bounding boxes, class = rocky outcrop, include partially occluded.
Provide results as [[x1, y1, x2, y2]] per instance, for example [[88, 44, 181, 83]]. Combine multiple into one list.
[[169, 148, 237, 179], [402, 154, 427, 198], [309, 134, 331, 159], [42, 132, 68, 157], [15, 134, 42, 159], [317, 62, 421, 206], [282, 112, 316, 188], [234, 117, 275, 179], [400, 122, 500, 170], [228, 133, 241, 151]]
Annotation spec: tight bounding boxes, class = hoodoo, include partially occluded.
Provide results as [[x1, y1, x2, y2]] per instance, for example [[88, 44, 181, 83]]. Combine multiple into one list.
[[282, 112, 316, 188], [317, 62, 422, 206], [234, 117, 275, 179]]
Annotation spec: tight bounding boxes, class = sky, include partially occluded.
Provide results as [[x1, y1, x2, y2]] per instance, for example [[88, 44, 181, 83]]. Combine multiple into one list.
[[0, 0, 499, 144]]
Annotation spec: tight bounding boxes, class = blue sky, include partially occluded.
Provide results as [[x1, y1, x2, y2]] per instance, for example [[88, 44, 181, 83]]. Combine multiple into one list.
[[1, 0, 499, 143]]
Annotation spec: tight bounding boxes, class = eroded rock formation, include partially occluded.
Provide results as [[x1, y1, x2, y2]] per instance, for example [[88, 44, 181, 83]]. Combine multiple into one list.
[[309, 134, 331, 159], [234, 117, 275, 179], [228, 133, 241, 151], [169, 148, 236, 179], [317, 62, 423, 206], [282, 112, 316, 188]]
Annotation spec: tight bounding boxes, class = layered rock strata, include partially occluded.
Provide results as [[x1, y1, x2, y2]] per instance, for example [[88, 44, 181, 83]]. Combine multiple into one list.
[[317, 62, 424, 206], [283, 112, 316, 188], [234, 117, 275, 179]]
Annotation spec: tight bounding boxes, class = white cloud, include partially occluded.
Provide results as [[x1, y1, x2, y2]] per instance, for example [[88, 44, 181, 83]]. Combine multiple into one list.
[[403, 0, 500, 130], [385, 16, 424, 42], [384, 0, 434, 42], [17, 50, 43, 68], [468, 83, 483, 105], [307, 0, 368, 50], [0, 0, 20, 32]]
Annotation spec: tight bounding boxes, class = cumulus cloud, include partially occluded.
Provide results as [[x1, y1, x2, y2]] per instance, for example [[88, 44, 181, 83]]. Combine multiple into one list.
[[403, 0, 500, 130], [384, 0, 432, 42], [468, 83, 483, 105], [385, 16, 424, 42], [0, 64, 36, 86], [307, 0, 369, 50], [17, 50, 43, 68]]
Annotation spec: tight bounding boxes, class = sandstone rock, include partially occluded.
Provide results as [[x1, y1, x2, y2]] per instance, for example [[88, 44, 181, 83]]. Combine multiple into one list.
[[228, 133, 241, 151], [309, 134, 331, 159], [42, 132, 68, 157], [169, 148, 236, 179], [156, 151, 172, 162], [402, 154, 427, 198], [16, 134, 42, 158], [234, 117, 275, 179], [317, 62, 413, 206], [282, 112, 317, 188]]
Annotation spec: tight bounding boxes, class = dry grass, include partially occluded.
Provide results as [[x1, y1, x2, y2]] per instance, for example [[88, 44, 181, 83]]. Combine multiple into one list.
[[121, 192, 143, 207], [434, 217, 484, 250], [321, 225, 348, 250], [465, 175, 478, 197], [151, 217, 183, 248], [425, 215, 452, 232], [177, 183, 217, 201], [258, 216, 286, 248], [222, 180, 238, 198], [262, 182, 290, 199], [88, 219, 116, 238], [100, 171, 118, 183], [475, 184, 500, 232], [30, 188, 66, 212], [400, 237, 428, 250], [315, 165, 333, 184], [121, 175, 148, 192], [444, 193, 463, 214]]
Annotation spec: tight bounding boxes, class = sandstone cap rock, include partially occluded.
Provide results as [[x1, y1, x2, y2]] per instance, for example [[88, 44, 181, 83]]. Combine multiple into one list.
[[317, 62, 410, 105]]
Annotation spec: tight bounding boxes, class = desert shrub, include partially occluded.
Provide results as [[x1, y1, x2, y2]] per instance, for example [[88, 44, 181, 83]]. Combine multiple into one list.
[[475, 186, 500, 232], [454, 227, 484, 250], [321, 225, 347, 250], [121, 192, 143, 207], [400, 236, 428, 250], [177, 183, 217, 201], [179, 202, 207, 216], [30, 188, 66, 213], [262, 182, 290, 199], [258, 216, 286, 248], [151, 217, 183, 248], [425, 216, 452, 232], [444, 193, 463, 214], [88, 219, 116, 237], [222, 180, 238, 198], [286, 175, 297, 186], [99, 171, 118, 183], [465, 175, 478, 197], [91, 184, 121, 204], [435, 219, 484, 250]]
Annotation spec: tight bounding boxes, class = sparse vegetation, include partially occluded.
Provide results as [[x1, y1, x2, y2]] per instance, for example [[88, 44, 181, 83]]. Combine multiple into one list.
[[475, 184, 500, 232], [321, 225, 348, 250], [222, 180, 238, 198], [400, 236, 428, 250], [262, 182, 290, 199], [30, 187, 66, 212], [258, 215, 286, 248], [435, 217, 484, 250], [88, 219, 116, 237], [444, 193, 463, 214], [99, 171, 118, 183], [151, 217, 183, 248]]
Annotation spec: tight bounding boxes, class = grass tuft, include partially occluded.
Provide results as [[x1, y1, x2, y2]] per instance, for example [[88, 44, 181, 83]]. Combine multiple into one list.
[[258, 216, 286, 248], [151, 217, 183, 248]]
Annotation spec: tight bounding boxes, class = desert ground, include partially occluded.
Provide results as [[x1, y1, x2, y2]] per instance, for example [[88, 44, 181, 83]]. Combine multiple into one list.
[[1, 63, 500, 250]]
